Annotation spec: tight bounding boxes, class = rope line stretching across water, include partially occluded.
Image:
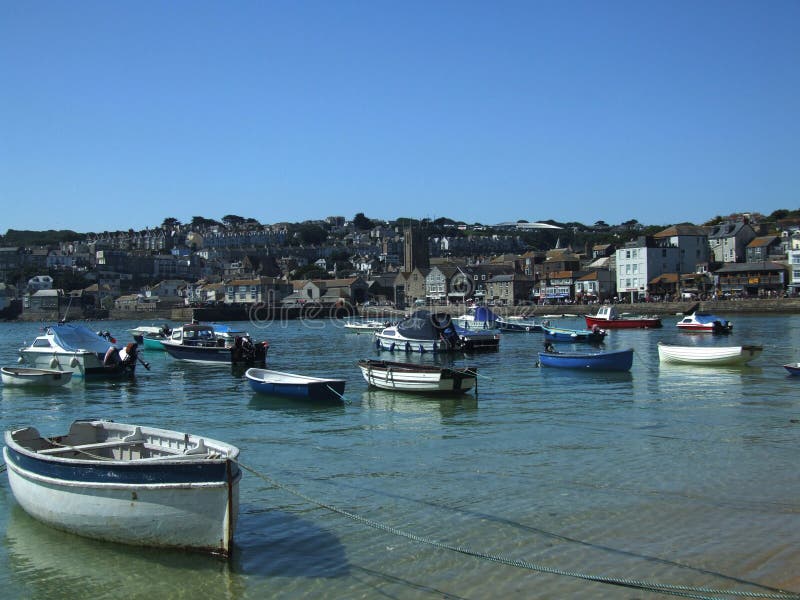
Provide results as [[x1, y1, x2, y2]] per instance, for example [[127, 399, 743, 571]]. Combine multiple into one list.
[[237, 461, 800, 600], [325, 385, 351, 405]]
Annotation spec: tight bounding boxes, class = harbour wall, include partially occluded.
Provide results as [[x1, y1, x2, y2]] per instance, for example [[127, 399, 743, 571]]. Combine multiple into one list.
[[15, 297, 800, 323]]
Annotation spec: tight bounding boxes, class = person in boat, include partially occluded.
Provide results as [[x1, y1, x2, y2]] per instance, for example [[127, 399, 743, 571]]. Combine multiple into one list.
[[119, 343, 139, 368], [231, 336, 246, 362], [103, 345, 121, 368], [544, 342, 556, 353]]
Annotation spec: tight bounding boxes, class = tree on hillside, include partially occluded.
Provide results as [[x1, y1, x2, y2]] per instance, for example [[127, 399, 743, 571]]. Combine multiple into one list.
[[289, 224, 328, 246], [222, 215, 246, 228], [161, 217, 181, 229], [3, 229, 84, 246], [352, 212, 373, 230], [293, 264, 328, 280], [190, 216, 221, 228]]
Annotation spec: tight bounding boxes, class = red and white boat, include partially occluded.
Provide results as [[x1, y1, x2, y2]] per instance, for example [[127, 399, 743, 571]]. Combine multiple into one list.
[[585, 306, 662, 329], [676, 312, 733, 333]]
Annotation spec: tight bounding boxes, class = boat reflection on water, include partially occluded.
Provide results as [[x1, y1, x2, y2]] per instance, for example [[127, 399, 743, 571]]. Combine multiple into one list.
[[656, 363, 750, 404], [361, 388, 478, 418], [4, 505, 243, 598]]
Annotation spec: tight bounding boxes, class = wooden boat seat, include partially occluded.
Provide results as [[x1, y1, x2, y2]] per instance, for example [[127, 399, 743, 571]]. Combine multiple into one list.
[[38, 439, 144, 455]]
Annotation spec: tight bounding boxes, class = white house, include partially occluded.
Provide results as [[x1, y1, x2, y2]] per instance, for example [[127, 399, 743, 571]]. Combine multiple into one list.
[[615, 238, 680, 301], [788, 249, 800, 293]]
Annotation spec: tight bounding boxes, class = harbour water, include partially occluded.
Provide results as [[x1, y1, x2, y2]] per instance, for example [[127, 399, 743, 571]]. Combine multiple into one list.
[[1, 315, 799, 599]]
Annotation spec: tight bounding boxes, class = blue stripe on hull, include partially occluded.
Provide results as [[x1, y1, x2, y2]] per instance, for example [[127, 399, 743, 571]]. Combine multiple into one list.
[[163, 346, 232, 362], [248, 380, 345, 402], [538, 349, 633, 371], [4, 447, 237, 485]]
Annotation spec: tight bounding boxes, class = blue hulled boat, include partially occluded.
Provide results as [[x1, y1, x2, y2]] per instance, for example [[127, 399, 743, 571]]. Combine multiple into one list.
[[246, 368, 346, 403], [542, 324, 606, 343], [538, 347, 634, 371]]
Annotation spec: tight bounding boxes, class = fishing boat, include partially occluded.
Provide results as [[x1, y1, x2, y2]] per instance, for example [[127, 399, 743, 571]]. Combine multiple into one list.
[[129, 325, 172, 350], [1, 366, 73, 387], [452, 306, 498, 330], [357, 359, 477, 394], [783, 363, 800, 376], [676, 312, 733, 333], [495, 315, 543, 332], [657, 342, 763, 366], [343, 318, 391, 334], [542, 324, 606, 343], [162, 323, 268, 365], [3, 419, 241, 557], [585, 306, 662, 329], [374, 310, 500, 353], [537, 347, 634, 371], [245, 368, 346, 403], [18, 324, 137, 377]]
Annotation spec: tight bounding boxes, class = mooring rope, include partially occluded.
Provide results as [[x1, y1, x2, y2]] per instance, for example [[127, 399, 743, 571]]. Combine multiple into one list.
[[237, 461, 799, 600], [325, 385, 351, 405]]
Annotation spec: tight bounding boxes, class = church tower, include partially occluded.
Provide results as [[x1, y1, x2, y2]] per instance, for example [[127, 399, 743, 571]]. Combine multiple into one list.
[[403, 226, 429, 272]]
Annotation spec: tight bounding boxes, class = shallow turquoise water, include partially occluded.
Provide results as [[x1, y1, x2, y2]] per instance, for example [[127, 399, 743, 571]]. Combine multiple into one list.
[[1, 315, 799, 599]]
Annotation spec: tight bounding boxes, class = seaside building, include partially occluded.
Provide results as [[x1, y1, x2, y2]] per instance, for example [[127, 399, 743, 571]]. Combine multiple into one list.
[[708, 221, 757, 263], [714, 262, 786, 297], [788, 249, 800, 294], [652, 224, 710, 275], [615, 236, 680, 301]]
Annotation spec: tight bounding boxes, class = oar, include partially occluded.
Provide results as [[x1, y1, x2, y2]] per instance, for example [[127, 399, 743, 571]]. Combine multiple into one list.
[[136, 354, 151, 371]]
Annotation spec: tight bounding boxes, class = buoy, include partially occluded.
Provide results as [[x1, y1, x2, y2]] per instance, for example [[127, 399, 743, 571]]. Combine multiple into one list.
[[49, 357, 59, 368], [389, 342, 395, 352], [419, 344, 425, 353], [525, 326, 531, 332], [405, 342, 411, 352], [17, 356, 23, 364], [69, 356, 79, 368]]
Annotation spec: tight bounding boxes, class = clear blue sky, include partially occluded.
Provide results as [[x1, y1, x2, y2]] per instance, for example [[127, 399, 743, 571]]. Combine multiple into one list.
[[2, 0, 798, 233]]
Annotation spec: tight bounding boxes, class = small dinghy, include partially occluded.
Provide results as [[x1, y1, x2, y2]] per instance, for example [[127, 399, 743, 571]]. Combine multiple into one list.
[[246, 368, 347, 403], [537, 347, 634, 371], [3, 419, 241, 557], [782, 362, 800, 376], [1, 366, 73, 387], [357, 359, 477, 394], [542, 324, 606, 343]]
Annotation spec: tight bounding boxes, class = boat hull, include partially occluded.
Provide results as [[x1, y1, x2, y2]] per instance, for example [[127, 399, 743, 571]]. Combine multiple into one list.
[[357, 360, 476, 393], [246, 369, 346, 403], [538, 348, 634, 371], [542, 327, 605, 343], [162, 343, 234, 363], [495, 318, 542, 332], [141, 337, 167, 351], [374, 333, 500, 353], [1, 367, 73, 387], [585, 316, 662, 329], [657, 344, 763, 366], [18, 350, 131, 377], [3, 422, 240, 556], [783, 363, 800, 376]]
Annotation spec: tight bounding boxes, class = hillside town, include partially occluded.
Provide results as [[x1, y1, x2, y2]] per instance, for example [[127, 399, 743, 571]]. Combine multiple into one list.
[[2, 211, 800, 321]]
